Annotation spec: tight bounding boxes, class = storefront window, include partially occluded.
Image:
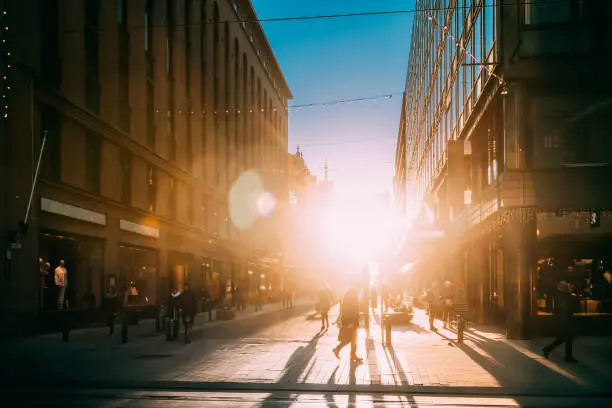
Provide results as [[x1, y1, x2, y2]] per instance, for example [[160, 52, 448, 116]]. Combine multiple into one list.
[[118, 245, 158, 306], [536, 239, 612, 316], [39, 231, 104, 312]]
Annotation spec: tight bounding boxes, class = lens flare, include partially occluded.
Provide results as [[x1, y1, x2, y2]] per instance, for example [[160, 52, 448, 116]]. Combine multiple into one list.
[[228, 170, 264, 230], [257, 191, 277, 217]]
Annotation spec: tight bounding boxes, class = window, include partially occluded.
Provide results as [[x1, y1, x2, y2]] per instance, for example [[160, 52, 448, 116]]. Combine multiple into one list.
[[166, 0, 174, 77], [234, 39, 241, 169], [117, 0, 127, 26], [185, 1, 193, 171], [40, 0, 61, 87], [40, 105, 61, 181], [524, 0, 571, 25], [474, 10, 483, 76], [167, 1, 176, 161], [147, 165, 156, 213], [201, 194, 208, 231], [201, 60, 208, 178], [84, 0, 100, 113], [167, 106, 176, 161], [484, 0, 495, 55], [213, 77, 220, 185], [187, 188, 194, 225], [144, 0, 153, 53], [146, 81, 155, 149], [85, 130, 101, 194], [169, 177, 176, 220], [121, 150, 132, 205], [118, 24, 130, 132], [212, 204, 219, 236]]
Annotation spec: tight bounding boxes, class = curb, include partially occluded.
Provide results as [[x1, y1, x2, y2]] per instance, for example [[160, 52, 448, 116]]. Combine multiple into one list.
[[1, 379, 610, 398]]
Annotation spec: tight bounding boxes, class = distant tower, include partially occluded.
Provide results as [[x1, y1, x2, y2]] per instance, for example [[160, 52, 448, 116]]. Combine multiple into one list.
[[296, 145, 301, 158], [324, 158, 329, 183]]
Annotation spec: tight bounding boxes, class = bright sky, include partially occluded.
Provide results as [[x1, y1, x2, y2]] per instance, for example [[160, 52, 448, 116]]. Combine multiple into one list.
[[251, 0, 414, 198]]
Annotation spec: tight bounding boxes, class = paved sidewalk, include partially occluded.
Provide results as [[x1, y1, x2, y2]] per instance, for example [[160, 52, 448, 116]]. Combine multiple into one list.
[[0, 300, 315, 383], [3, 302, 612, 398], [153, 307, 612, 394], [24, 298, 313, 345]]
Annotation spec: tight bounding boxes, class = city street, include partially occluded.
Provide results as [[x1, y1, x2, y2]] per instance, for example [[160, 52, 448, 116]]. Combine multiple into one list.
[[2, 302, 612, 407]]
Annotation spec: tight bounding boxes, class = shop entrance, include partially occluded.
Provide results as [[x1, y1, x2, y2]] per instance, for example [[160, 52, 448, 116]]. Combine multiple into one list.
[[536, 235, 612, 317], [118, 244, 158, 307]]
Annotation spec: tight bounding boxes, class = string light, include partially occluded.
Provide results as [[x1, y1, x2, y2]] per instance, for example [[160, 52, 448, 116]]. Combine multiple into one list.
[[147, 93, 400, 118], [0, 9, 9, 120]]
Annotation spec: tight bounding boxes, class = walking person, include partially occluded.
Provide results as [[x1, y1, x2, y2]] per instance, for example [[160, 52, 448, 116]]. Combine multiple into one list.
[[177, 283, 198, 344], [424, 287, 437, 331], [318, 286, 332, 330], [103, 284, 119, 335], [542, 280, 579, 363], [441, 281, 454, 329], [333, 286, 363, 363]]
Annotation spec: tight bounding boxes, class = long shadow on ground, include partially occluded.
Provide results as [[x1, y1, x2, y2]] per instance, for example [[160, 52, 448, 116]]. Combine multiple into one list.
[[426, 312, 610, 402], [0, 303, 315, 386]]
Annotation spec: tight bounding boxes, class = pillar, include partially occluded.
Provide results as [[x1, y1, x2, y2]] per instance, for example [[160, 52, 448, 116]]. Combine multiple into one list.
[[504, 212, 536, 339]]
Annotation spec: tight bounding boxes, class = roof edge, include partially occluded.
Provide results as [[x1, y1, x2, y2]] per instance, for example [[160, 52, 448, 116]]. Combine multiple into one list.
[[242, 0, 293, 99]]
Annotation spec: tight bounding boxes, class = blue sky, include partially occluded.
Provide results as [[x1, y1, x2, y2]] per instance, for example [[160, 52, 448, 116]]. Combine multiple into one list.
[[251, 0, 414, 197]]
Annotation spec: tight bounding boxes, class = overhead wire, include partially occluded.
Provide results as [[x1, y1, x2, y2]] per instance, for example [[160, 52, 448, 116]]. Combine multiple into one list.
[[57, 0, 569, 33]]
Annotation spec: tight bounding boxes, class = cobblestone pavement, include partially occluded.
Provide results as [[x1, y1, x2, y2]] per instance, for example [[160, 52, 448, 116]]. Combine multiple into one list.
[[3, 303, 612, 399]]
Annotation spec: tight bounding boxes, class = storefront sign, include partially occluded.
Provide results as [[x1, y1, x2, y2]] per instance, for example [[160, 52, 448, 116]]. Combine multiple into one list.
[[119, 219, 160, 238], [41, 197, 106, 226]]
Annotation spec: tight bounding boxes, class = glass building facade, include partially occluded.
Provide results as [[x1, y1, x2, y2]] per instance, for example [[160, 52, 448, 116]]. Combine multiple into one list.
[[404, 0, 496, 201], [396, 1, 612, 338]]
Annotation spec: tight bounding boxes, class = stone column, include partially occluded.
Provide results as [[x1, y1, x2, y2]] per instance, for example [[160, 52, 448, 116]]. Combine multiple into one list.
[[504, 212, 536, 339]]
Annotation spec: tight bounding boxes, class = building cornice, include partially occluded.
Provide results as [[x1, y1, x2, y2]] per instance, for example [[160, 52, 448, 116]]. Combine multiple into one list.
[[235, 0, 293, 99]]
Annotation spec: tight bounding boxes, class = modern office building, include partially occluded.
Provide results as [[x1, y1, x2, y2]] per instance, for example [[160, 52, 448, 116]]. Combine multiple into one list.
[[395, 0, 612, 338], [0, 0, 291, 334]]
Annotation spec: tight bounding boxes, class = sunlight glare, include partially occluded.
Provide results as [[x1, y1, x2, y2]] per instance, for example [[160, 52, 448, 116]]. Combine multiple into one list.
[[229, 170, 266, 230], [323, 190, 394, 262], [257, 191, 277, 217]]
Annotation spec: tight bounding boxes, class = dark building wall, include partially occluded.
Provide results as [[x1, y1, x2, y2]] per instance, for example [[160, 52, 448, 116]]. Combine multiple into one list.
[[0, 0, 291, 334]]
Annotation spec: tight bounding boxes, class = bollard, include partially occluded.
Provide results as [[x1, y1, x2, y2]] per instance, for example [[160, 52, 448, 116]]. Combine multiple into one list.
[[382, 315, 392, 346], [155, 309, 160, 332], [457, 315, 465, 344], [109, 314, 115, 336], [208, 302, 213, 321], [61, 311, 70, 342], [121, 314, 128, 344], [160, 306, 166, 332], [166, 318, 174, 341], [173, 317, 180, 340]]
